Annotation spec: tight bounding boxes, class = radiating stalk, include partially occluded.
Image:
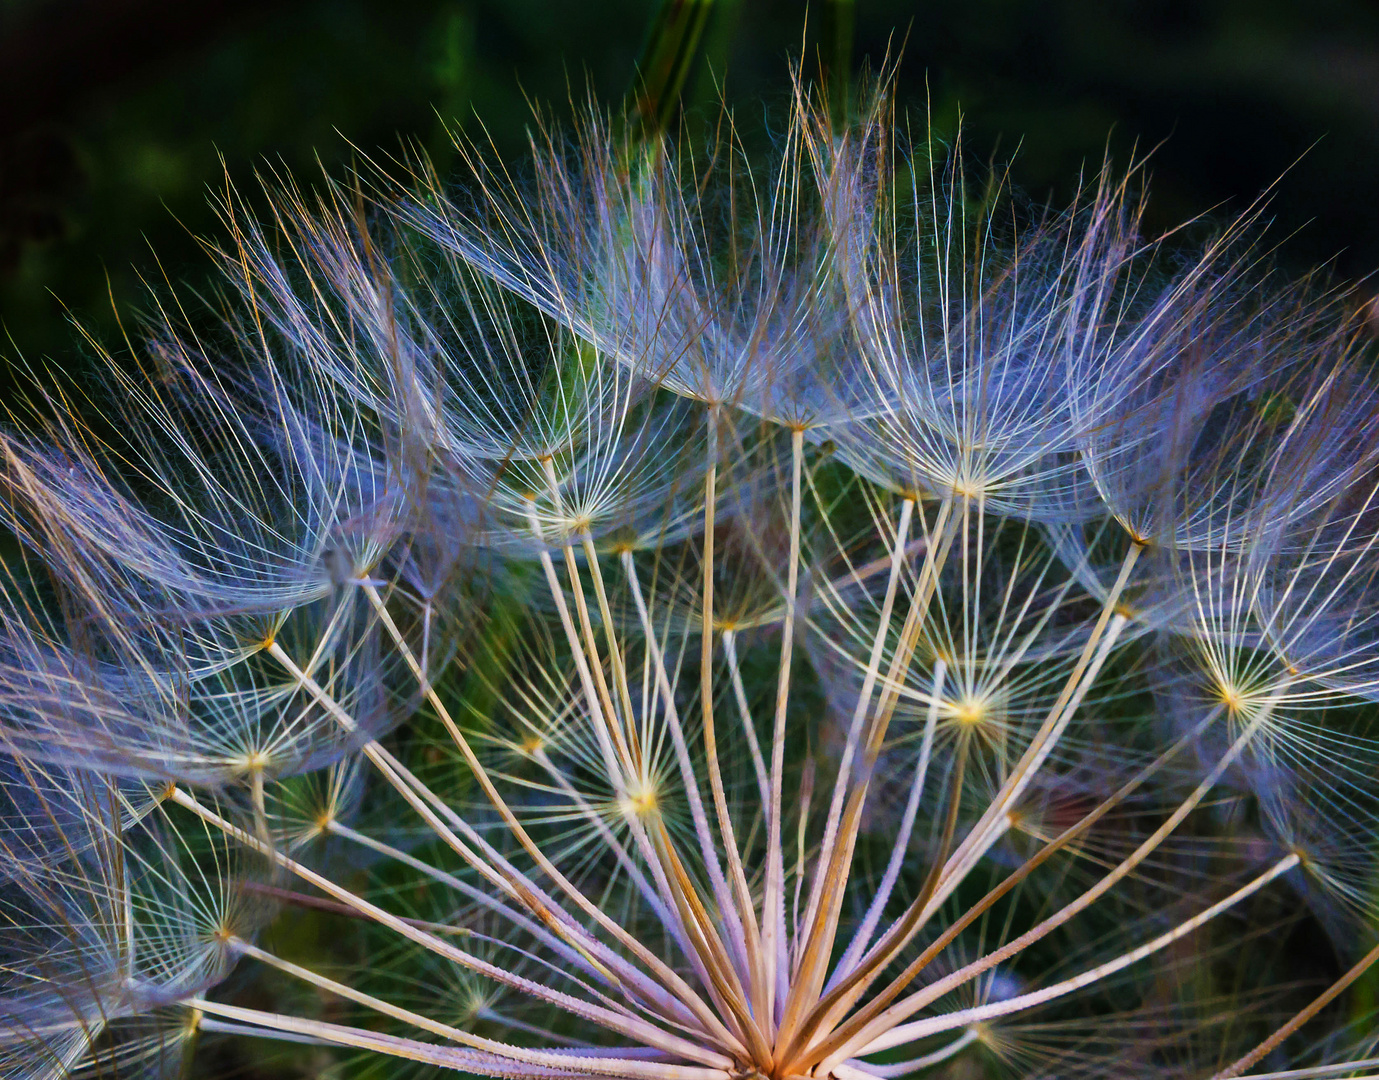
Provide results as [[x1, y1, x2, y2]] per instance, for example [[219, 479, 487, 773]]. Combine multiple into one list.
[[811, 692, 1282, 1071], [539, 459, 637, 781], [621, 546, 767, 1027], [829, 659, 946, 986], [787, 702, 1227, 1070], [1213, 938, 1379, 1079], [798, 495, 916, 946], [851, 852, 1302, 1056], [840, 543, 1145, 1004], [532, 745, 693, 953], [764, 426, 806, 1028], [696, 407, 771, 1056], [936, 607, 1132, 900], [950, 542, 1143, 861], [194, 1017, 330, 1047], [537, 757, 740, 1037], [170, 787, 726, 1065], [582, 535, 644, 771], [783, 496, 954, 1048], [528, 484, 633, 788], [272, 618, 739, 1054], [358, 736, 695, 1024], [531, 472, 711, 984], [792, 756, 817, 943], [241, 880, 478, 937], [190, 996, 730, 1080], [850, 1026, 979, 1078], [232, 936, 580, 1064], [780, 493, 913, 1000], [357, 589, 748, 1053], [782, 693, 968, 1068], [327, 820, 634, 1001], [720, 629, 772, 806], [248, 768, 268, 842], [1224, 1060, 1379, 1080]]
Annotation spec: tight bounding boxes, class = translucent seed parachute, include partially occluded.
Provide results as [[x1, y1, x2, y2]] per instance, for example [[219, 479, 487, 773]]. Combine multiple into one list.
[[2, 70, 1379, 1080]]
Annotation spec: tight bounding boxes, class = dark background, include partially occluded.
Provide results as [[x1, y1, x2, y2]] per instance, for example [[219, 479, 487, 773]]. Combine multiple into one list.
[[5, 0, 1379, 372]]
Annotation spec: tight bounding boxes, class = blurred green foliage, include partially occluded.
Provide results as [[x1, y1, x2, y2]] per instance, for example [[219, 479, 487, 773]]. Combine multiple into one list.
[[6, 0, 1379, 378]]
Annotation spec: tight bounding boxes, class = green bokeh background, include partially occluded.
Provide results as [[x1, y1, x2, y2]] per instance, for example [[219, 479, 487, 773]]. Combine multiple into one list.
[[6, 0, 1379, 371]]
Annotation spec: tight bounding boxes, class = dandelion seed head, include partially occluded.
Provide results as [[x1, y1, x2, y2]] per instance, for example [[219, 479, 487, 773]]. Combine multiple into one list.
[[2, 60, 1378, 1080]]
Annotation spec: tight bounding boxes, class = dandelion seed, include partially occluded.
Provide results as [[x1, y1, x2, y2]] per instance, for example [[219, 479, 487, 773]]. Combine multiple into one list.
[[0, 66, 1377, 1080]]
